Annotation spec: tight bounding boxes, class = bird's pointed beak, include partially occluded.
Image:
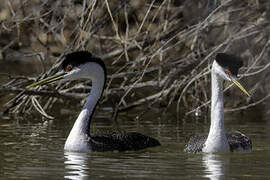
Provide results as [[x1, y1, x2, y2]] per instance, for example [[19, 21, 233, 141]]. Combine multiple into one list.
[[231, 77, 251, 97], [26, 72, 66, 89]]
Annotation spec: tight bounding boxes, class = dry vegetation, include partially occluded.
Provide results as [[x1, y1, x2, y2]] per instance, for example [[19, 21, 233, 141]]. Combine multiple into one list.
[[1, 0, 270, 120]]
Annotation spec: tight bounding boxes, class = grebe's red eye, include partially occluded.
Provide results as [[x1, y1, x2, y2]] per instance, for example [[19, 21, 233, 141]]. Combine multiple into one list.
[[225, 70, 231, 75], [66, 65, 72, 71]]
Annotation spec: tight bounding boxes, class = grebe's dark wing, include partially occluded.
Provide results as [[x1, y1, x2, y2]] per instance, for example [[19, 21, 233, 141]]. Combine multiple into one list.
[[90, 132, 160, 152], [227, 131, 252, 152], [184, 134, 207, 153]]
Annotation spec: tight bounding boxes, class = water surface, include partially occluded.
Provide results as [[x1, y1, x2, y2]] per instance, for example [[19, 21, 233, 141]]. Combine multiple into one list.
[[0, 109, 270, 180]]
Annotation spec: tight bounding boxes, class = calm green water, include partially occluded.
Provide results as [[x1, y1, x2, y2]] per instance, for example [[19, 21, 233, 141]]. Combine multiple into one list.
[[0, 108, 270, 180]]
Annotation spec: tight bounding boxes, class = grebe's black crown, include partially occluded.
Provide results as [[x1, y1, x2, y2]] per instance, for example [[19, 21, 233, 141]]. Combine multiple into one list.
[[215, 53, 243, 76], [62, 51, 107, 75]]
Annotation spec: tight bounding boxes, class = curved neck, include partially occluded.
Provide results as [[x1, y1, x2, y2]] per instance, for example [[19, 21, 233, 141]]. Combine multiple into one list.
[[68, 72, 105, 137], [203, 65, 229, 152]]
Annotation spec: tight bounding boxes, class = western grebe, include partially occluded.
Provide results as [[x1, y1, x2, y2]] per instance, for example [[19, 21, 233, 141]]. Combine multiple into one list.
[[184, 53, 252, 153], [27, 51, 160, 152]]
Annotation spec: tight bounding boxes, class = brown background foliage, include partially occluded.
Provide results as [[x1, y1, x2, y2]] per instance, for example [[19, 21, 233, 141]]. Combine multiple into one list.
[[1, 0, 270, 119]]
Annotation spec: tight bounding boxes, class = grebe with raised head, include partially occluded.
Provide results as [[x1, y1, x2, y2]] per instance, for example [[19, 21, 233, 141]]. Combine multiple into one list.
[[184, 53, 252, 153]]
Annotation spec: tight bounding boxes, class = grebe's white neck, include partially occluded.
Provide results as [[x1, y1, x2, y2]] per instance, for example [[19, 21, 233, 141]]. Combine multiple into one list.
[[203, 61, 230, 153], [64, 63, 105, 151]]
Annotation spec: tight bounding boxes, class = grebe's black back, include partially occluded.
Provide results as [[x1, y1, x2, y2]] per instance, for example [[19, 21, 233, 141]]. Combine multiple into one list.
[[184, 131, 251, 153], [27, 51, 160, 152], [184, 53, 252, 153]]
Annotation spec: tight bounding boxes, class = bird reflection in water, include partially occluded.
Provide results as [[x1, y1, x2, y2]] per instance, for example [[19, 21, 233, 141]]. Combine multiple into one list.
[[203, 154, 228, 180], [64, 152, 89, 180]]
